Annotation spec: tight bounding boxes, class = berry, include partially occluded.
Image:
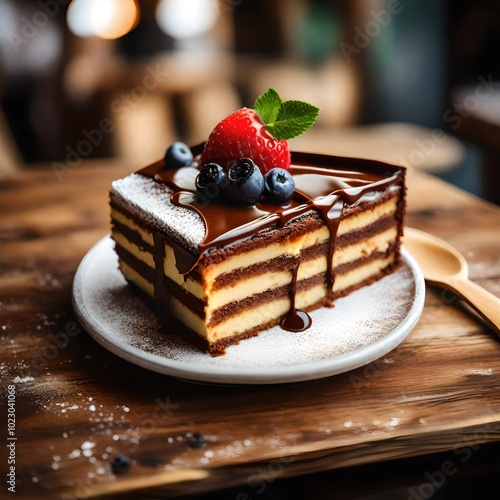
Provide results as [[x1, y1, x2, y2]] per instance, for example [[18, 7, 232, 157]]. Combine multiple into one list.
[[111, 454, 131, 474], [264, 168, 295, 204], [224, 158, 264, 206], [188, 432, 206, 449], [198, 88, 319, 177], [195, 163, 228, 201], [199, 108, 290, 175], [164, 141, 193, 169]]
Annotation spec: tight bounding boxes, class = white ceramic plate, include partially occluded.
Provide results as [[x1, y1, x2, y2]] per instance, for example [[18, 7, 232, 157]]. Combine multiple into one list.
[[73, 236, 425, 384]]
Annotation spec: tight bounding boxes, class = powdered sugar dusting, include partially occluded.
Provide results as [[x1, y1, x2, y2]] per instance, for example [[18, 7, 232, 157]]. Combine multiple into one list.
[[74, 237, 422, 382], [111, 174, 205, 250]]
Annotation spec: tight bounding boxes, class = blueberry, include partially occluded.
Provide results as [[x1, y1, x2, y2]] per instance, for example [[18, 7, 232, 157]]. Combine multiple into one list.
[[111, 454, 131, 474], [224, 158, 264, 206], [195, 163, 228, 201], [188, 432, 206, 449], [164, 141, 193, 169], [264, 168, 295, 204]]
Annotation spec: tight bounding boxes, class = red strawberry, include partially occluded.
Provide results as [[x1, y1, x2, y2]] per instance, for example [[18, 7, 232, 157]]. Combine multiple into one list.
[[199, 88, 319, 177], [199, 108, 291, 175]]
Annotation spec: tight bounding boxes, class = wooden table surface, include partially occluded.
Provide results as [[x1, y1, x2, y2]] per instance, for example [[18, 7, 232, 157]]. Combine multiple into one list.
[[1, 160, 500, 499]]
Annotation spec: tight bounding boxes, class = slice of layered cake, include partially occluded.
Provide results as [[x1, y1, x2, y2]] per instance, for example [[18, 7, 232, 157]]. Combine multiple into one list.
[[110, 89, 406, 355]]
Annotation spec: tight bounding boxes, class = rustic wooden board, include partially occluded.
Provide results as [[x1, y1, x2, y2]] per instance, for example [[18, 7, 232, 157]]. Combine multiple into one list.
[[1, 162, 499, 499]]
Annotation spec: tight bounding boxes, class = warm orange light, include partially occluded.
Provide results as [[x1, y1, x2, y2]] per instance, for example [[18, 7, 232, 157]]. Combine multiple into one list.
[[67, 0, 139, 40]]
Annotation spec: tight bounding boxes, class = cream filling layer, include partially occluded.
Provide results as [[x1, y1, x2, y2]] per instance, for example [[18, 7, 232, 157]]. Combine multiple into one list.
[[333, 254, 394, 292], [338, 195, 398, 236], [205, 228, 396, 315], [114, 225, 397, 314], [113, 196, 398, 292], [111, 208, 154, 246], [118, 259, 154, 297], [199, 195, 399, 284], [171, 255, 395, 342], [112, 230, 155, 269]]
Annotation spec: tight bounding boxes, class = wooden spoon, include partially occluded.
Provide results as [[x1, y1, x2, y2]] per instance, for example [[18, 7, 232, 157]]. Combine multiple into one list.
[[404, 227, 500, 337]]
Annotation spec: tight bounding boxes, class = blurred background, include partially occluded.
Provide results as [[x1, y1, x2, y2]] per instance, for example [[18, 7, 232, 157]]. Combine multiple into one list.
[[1, 0, 499, 203]]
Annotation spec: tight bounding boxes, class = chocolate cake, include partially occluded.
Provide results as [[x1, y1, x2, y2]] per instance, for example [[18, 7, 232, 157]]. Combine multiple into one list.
[[110, 149, 406, 355]]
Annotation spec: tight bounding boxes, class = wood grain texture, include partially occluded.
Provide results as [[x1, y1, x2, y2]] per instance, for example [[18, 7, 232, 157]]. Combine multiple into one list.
[[1, 162, 499, 499]]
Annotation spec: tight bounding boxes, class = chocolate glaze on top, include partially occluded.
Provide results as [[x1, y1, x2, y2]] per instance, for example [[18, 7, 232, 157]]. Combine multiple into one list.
[[138, 148, 404, 333]]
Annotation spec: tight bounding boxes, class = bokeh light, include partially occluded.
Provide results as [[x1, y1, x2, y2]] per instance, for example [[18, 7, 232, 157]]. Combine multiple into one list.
[[67, 0, 139, 40], [156, 0, 218, 40]]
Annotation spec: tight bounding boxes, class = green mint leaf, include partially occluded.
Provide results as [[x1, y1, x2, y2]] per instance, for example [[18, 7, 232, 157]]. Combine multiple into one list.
[[254, 88, 319, 140], [254, 88, 282, 125], [266, 100, 320, 140]]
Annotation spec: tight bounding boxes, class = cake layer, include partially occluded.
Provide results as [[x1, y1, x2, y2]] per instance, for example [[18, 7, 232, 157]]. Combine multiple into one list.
[[111, 190, 399, 288], [121, 259, 394, 343], [113, 208, 400, 344], [122, 253, 396, 343], [114, 224, 397, 311], [112, 201, 399, 307]]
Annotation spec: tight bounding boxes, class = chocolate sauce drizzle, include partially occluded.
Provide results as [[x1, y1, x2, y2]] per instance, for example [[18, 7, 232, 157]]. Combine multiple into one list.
[[152, 233, 169, 323], [139, 150, 404, 332], [281, 259, 312, 332]]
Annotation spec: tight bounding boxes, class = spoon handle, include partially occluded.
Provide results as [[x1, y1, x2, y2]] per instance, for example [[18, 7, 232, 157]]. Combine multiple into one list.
[[451, 277, 500, 337]]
